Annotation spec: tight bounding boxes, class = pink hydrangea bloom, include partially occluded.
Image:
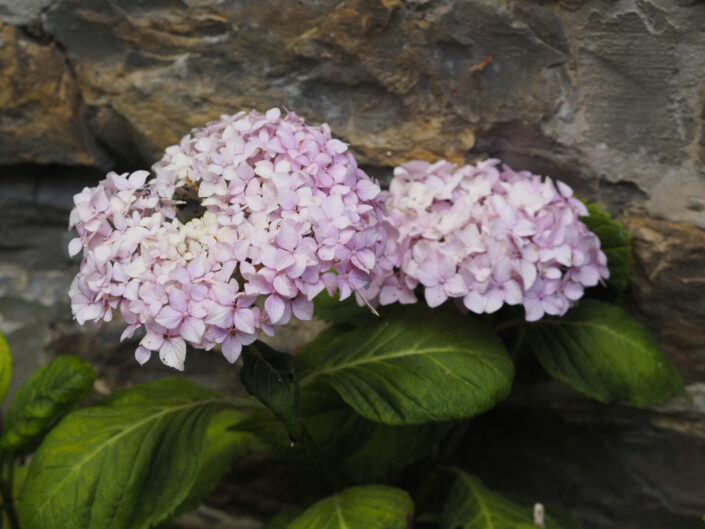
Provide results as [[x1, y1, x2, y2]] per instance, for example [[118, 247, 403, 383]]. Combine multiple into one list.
[[364, 159, 609, 321], [69, 109, 388, 369]]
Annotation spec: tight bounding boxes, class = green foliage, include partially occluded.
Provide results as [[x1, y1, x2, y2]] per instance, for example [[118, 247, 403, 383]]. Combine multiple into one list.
[[440, 470, 576, 529], [1, 355, 95, 453], [240, 383, 452, 484], [313, 290, 377, 326], [18, 378, 228, 529], [581, 202, 633, 293], [286, 485, 414, 529], [527, 300, 687, 406], [300, 305, 514, 425], [240, 341, 302, 440], [0, 332, 11, 406], [173, 409, 262, 517]]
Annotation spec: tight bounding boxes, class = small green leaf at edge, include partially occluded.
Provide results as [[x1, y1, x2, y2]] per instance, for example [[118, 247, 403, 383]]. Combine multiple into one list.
[[240, 341, 302, 440], [440, 469, 578, 529], [286, 484, 414, 529], [299, 304, 515, 425], [528, 299, 687, 406], [18, 378, 228, 529], [581, 202, 633, 293], [0, 332, 11, 406], [1, 355, 95, 453], [171, 408, 263, 517]]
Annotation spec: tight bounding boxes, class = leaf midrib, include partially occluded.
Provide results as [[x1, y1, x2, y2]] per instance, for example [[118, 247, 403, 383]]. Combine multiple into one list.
[[333, 495, 350, 529], [300, 346, 490, 385], [25, 396, 227, 526], [537, 318, 648, 352], [461, 474, 496, 529]]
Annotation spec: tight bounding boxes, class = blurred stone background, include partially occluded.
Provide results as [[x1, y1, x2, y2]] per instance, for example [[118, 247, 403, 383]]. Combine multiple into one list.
[[0, 0, 703, 527]]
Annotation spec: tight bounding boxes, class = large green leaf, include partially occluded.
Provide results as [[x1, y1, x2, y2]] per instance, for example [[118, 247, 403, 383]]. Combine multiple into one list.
[[18, 378, 228, 529], [240, 383, 452, 483], [240, 341, 302, 440], [0, 332, 11, 406], [299, 305, 514, 425], [581, 202, 633, 293], [1, 355, 95, 453], [528, 300, 686, 405], [286, 485, 413, 529], [173, 409, 262, 516], [440, 470, 576, 529]]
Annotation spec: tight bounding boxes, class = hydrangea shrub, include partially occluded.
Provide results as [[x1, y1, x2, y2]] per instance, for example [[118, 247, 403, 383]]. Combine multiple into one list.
[[1, 109, 687, 529]]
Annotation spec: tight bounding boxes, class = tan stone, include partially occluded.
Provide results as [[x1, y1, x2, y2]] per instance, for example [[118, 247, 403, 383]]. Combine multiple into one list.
[[0, 23, 95, 165], [624, 215, 705, 383]]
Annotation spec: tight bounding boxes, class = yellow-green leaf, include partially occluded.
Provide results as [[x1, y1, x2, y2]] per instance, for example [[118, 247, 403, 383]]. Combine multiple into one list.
[[287, 485, 413, 529], [1, 355, 95, 453], [18, 378, 228, 529]]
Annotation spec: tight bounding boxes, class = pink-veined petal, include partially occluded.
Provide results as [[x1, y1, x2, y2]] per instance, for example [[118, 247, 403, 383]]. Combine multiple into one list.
[[221, 335, 242, 363], [265, 294, 286, 324], [160, 337, 186, 371], [135, 346, 151, 366]]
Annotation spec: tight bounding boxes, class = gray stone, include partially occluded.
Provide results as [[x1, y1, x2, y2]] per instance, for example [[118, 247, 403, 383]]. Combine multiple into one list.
[[0, 0, 56, 26]]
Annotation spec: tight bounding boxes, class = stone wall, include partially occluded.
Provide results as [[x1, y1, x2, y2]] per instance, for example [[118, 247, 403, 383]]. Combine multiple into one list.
[[0, 0, 703, 527]]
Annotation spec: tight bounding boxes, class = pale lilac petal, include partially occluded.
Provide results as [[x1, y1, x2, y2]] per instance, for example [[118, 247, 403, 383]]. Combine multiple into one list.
[[524, 298, 544, 322], [463, 291, 487, 314], [485, 289, 504, 314], [234, 309, 256, 334], [503, 280, 523, 305], [68, 238, 83, 257], [221, 335, 242, 363], [141, 331, 165, 351], [135, 346, 151, 366], [424, 285, 447, 308], [160, 337, 186, 371], [265, 294, 286, 324], [519, 261, 537, 290], [155, 305, 183, 329], [181, 317, 206, 343], [276, 224, 299, 250], [292, 297, 314, 320]]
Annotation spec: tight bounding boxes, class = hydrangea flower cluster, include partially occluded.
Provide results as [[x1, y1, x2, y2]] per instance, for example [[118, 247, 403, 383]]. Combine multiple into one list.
[[69, 109, 388, 369], [364, 159, 609, 321]]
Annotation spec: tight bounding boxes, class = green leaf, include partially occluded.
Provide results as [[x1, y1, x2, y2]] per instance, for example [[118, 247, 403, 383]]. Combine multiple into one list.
[[1, 355, 95, 453], [527, 300, 687, 405], [300, 305, 514, 425], [440, 470, 575, 529], [240, 383, 451, 483], [313, 290, 377, 326], [286, 485, 413, 529], [0, 332, 11, 406], [240, 341, 302, 440], [18, 378, 228, 529], [173, 409, 262, 516], [581, 202, 633, 293]]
